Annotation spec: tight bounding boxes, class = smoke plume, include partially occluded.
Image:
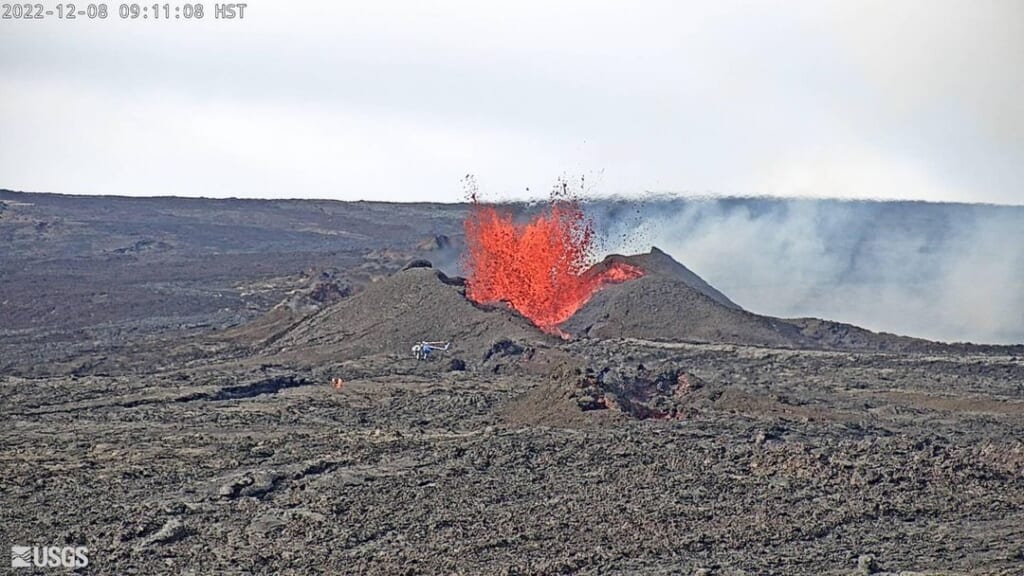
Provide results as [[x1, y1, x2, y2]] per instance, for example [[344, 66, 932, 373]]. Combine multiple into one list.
[[591, 197, 1024, 345]]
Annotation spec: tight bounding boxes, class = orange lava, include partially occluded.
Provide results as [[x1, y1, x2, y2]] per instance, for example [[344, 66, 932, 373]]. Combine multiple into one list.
[[463, 192, 643, 330]]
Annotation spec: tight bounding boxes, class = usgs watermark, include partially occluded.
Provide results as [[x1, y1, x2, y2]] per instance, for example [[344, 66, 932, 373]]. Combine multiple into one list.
[[11, 545, 89, 569]]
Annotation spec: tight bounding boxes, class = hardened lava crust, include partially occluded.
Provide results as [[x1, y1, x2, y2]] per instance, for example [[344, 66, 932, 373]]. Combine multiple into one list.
[[1, 190, 1022, 575]]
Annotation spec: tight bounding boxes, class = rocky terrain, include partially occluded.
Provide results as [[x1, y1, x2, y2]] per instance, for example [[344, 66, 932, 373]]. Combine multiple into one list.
[[2, 190, 1023, 575]]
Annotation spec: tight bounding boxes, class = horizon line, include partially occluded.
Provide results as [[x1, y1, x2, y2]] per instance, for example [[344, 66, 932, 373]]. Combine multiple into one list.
[[2, 187, 1022, 210]]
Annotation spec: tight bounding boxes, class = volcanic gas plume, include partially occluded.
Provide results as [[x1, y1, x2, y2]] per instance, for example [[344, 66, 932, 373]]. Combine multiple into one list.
[[463, 189, 643, 330]]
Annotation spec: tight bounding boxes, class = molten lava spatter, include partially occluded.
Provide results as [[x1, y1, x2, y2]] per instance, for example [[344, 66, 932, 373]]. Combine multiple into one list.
[[463, 192, 643, 330]]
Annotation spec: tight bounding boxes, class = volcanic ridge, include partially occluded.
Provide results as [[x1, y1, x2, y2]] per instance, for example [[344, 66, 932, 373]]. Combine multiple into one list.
[[270, 246, 944, 371], [270, 265, 553, 368]]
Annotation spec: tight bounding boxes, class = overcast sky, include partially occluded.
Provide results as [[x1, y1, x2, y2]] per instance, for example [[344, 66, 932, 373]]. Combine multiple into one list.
[[2, 1, 1022, 203]]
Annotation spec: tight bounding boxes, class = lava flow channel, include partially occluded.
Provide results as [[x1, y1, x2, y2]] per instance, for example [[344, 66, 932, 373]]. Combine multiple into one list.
[[463, 196, 643, 331]]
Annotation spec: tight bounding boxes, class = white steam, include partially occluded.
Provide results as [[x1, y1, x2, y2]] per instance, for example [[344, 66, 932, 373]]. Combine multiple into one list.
[[593, 198, 1024, 344]]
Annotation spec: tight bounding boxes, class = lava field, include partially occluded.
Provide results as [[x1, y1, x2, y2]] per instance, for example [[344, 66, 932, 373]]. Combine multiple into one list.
[[2, 190, 1023, 575]]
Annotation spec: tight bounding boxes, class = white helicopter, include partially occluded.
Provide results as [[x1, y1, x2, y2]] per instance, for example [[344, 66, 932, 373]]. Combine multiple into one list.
[[412, 340, 451, 361]]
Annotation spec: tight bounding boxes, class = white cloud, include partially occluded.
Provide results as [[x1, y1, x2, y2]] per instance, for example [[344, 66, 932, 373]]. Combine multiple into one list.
[[1, 0, 1022, 204], [761, 148, 966, 203]]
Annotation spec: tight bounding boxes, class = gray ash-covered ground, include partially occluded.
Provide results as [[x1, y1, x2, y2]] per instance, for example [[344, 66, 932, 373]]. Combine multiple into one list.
[[2, 190, 1023, 575]]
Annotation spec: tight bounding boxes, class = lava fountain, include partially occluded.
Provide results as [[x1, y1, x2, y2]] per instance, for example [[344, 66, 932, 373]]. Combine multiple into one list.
[[463, 185, 643, 331]]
